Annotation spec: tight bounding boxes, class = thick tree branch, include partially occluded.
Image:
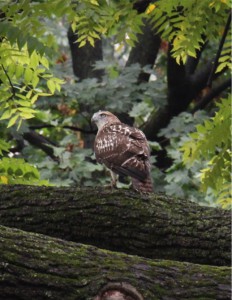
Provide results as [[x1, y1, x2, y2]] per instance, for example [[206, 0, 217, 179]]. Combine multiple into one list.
[[29, 123, 96, 134], [167, 44, 192, 114], [0, 225, 230, 299], [192, 78, 231, 113], [190, 61, 213, 91], [0, 185, 230, 266], [23, 130, 58, 161]]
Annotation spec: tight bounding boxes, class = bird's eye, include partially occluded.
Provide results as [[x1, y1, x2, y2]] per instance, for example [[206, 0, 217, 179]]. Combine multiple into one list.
[[100, 113, 106, 118]]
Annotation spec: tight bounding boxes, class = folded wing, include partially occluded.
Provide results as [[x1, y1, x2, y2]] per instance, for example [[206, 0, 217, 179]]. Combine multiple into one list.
[[94, 123, 151, 181]]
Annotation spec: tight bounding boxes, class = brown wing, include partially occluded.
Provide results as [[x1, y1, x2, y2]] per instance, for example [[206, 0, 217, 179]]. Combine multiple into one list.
[[94, 123, 151, 181]]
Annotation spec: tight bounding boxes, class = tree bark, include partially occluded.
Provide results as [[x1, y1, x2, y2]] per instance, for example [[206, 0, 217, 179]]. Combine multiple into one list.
[[67, 26, 103, 80], [126, 20, 161, 83], [0, 225, 230, 300], [0, 185, 230, 266], [191, 78, 231, 113]]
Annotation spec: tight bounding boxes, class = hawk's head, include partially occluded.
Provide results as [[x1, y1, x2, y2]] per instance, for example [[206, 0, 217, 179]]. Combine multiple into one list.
[[91, 111, 120, 130]]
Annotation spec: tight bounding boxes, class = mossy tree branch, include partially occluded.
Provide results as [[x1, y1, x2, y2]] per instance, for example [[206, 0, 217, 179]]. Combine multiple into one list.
[[0, 185, 230, 266], [0, 225, 231, 299]]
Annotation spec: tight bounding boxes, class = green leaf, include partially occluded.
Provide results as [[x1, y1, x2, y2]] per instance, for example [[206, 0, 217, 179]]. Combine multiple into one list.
[[79, 40, 86, 47], [30, 51, 39, 68], [32, 74, 39, 88], [87, 36, 95, 46], [0, 110, 12, 120], [31, 94, 39, 103], [47, 79, 55, 94], [7, 115, 19, 128], [16, 100, 31, 107], [15, 64, 24, 78], [40, 56, 49, 69], [24, 68, 33, 83], [20, 112, 34, 119], [216, 62, 230, 73]]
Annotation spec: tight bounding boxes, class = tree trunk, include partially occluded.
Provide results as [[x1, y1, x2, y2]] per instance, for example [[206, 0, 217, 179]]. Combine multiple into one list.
[[126, 20, 161, 83], [67, 26, 103, 80], [0, 185, 230, 266], [0, 225, 230, 300]]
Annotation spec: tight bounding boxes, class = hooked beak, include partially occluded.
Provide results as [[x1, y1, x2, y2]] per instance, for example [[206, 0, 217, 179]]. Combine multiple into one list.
[[91, 113, 98, 127], [91, 115, 96, 125]]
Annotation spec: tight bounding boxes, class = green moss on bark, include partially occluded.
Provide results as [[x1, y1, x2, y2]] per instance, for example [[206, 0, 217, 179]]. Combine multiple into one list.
[[0, 225, 231, 299], [0, 185, 230, 266]]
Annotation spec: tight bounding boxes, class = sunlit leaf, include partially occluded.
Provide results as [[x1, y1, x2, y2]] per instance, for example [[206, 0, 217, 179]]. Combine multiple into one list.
[[47, 79, 55, 94], [7, 115, 19, 128]]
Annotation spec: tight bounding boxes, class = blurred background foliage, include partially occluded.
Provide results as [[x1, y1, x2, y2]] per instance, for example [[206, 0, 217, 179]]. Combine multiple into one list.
[[0, 0, 231, 208]]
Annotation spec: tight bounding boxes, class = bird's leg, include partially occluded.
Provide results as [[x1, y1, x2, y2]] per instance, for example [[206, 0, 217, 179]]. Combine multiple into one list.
[[110, 170, 118, 189]]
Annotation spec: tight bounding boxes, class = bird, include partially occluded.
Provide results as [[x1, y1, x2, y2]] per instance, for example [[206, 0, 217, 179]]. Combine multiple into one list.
[[91, 111, 153, 193]]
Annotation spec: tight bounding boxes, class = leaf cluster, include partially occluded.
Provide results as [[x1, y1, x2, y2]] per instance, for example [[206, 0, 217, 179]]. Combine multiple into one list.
[[22, 133, 107, 187], [181, 95, 231, 208], [59, 62, 166, 115], [0, 0, 76, 185], [0, 0, 69, 129], [71, 0, 144, 47], [216, 27, 232, 73], [0, 157, 49, 185], [147, 0, 231, 64], [158, 111, 216, 205]]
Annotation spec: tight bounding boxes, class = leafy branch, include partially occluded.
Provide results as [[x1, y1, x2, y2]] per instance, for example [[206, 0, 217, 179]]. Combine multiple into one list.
[[181, 95, 231, 208], [1, 64, 16, 101], [0, 157, 50, 185], [207, 11, 231, 87]]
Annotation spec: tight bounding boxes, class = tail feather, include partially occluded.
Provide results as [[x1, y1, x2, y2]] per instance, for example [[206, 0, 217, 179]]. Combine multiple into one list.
[[131, 176, 154, 193]]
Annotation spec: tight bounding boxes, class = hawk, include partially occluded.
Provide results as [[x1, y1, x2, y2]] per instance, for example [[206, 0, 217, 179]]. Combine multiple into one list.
[[91, 111, 153, 193]]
